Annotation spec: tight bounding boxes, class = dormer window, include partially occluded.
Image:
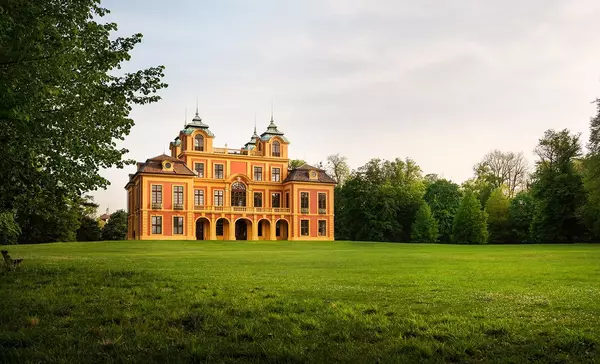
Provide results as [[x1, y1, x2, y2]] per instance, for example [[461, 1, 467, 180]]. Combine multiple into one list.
[[309, 170, 318, 180], [272, 141, 280, 157], [161, 160, 174, 171], [194, 135, 204, 151]]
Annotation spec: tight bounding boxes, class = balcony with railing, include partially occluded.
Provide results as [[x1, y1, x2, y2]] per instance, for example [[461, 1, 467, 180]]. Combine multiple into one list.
[[173, 203, 184, 210], [212, 148, 261, 156], [151, 203, 162, 210], [192, 206, 290, 214]]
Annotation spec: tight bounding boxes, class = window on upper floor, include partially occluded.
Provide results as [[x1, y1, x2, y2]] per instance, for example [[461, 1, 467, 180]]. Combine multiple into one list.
[[272, 193, 281, 208], [272, 167, 280, 182], [301, 192, 309, 213], [194, 190, 204, 207], [194, 135, 204, 151], [194, 163, 204, 177], [151, 185, 162, 205], [272, 141, 281, 157], [254, 166, 263, 181], [214, 190, 224, 206], [173, 186, 184, 206], [214, 164, 224, 179], [318, 193, 327, 214], [254, 192, 263, 208]]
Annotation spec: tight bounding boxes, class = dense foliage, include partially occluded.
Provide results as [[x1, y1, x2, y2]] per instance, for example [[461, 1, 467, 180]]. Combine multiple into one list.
[[411, 203, 439, 243], [0, 0, 165, 244], [424, 179, 462, 243], [101, 210, 128, 241], [452, 192, 488, 244], [485, 187, 510, 243]]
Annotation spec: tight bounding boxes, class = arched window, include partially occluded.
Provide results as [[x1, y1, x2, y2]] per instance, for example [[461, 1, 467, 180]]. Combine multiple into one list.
[[194, 134, 204, 151], [231, 181, 246, 206], [272, 141, 281, 157]]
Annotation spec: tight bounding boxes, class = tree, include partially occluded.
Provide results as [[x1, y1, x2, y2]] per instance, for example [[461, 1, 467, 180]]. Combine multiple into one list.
[[0, 212, 20, 245], [334, 158, 425, 242], [101, 210, 128, 241], [507, 191, 535, 243], [424, 179, 462, 243], [581, 99, 600, 241], [530, 129, 586, 243], [411, 203, 439, 243], [452, 192, 488, 244], [326, 154, 350, 185], [473, 150, 529, 198], [77, 216, 102, 242], [288, 159, 306, 170], [0, 1, 166, 242], [485, 187, 510, 243]]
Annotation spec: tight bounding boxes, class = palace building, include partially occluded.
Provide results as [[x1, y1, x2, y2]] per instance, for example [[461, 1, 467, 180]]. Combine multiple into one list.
[[125, 109, 336, 241]]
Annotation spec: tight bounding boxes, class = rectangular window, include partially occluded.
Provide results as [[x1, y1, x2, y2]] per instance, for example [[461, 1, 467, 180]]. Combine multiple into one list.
[[173, 216, 184, 234], [285, 192, 290, 208], [254, 166, 263, 181], [271, 167, 280, 182], [318, 220, 327, 236], [272, 193, 281, 208], [301, 192, 309, 213], [194, 163, 204, 177], [318, 193, 327, 214], [194, 189, 204, 207], [254, 192, 263, 208], [301, 220, 309, 236], [151, 185, 162, 204], [214, 164, 224, 179], [151, 216, 162, 234], [214, 190, 224, 206], [173, 186, 184, 205]]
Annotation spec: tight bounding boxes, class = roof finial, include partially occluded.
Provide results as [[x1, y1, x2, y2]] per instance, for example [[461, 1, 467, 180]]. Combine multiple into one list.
[[195, 96, 199, 117], [254, 112, 257, 134], [184, 106, 187, 127], [270, 100, 274, 122]]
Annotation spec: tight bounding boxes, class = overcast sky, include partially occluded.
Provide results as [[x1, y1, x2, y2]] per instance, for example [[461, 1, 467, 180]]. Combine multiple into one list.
[[92, 0, 600, 214]]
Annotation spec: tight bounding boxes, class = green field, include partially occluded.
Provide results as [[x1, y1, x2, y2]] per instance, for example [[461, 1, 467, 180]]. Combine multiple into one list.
[[1, 241, 599, 363]]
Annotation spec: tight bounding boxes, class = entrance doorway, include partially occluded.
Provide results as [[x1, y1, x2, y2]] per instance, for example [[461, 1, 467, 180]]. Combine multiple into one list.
[[196, 218, 209, 240], [235, 219, 251, 240]]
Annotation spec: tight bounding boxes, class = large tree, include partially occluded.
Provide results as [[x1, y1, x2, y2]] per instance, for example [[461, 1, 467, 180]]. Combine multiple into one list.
[[473, 150, 529, 198], [530, 129, 586, 243], [424, 179, 462, 243], [0, 1, 166, 242], [411, 202, 439, 243], [325, 154, 350, 185], [334, 158, 425, 242], [582, 99, 600, 241], [452, 191, 488, 244], [485, 187, 510, 243], [507, 191, 535, 243]]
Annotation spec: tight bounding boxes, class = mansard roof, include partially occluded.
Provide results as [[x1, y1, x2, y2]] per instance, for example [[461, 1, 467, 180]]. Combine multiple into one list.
[[284, 164, 337, 184], [135, 154, 195, 176]]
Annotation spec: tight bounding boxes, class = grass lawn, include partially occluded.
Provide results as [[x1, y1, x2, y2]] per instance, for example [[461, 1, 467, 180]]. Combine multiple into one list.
[[1, 241, 599, 363]]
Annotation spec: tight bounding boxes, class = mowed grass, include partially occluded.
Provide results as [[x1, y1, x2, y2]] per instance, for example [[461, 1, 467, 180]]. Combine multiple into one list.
[[1, 242, 599, 363]]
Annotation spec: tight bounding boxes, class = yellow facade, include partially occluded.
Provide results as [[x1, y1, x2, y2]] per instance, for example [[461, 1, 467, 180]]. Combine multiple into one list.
[[125, 112, 336, 241]]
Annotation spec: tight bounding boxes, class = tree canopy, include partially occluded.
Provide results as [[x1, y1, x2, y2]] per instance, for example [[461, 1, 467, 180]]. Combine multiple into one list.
[[0, 0, 166, 243]]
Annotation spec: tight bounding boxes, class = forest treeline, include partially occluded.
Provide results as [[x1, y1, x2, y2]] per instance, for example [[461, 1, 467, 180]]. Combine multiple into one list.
[[333, 101, 600, 244]]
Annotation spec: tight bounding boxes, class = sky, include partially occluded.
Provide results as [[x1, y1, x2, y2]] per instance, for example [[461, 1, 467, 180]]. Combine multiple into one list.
[[92, 0, 600, 215]]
